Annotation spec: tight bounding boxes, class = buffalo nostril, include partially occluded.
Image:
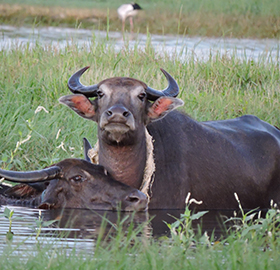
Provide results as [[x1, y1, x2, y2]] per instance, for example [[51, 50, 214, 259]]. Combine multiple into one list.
[[126, 195, 140, 203], [106, 110, 113, 116], [125, 190, 148, 211], [123, 111, 130, 117]]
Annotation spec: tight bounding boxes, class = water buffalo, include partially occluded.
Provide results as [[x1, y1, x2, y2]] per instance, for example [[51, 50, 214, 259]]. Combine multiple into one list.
[[0, 159, 148, 211], [59, 66, 280, 210]]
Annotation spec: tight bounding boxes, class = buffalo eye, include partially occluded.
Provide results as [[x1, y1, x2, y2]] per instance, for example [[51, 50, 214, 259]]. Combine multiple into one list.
[[97, 90, 104, 99], [138, 92, 146, 101], [70, 175, 84, 183]]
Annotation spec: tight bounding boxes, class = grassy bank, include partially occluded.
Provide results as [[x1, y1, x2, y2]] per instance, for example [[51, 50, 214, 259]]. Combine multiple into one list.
[[0, 0, 280, 38]]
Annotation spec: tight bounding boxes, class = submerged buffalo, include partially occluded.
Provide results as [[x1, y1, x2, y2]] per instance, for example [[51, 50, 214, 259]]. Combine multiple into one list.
[[0, 158, 148, 211], [59, 66, 280, 210]]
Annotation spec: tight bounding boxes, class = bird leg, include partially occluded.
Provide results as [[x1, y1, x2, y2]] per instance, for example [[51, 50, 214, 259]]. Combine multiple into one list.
[[122, 20, 125, 33], [129, 17, 134, 34]]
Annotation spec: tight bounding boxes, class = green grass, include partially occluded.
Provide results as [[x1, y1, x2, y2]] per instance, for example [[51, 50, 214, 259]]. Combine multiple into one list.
[[0, 0, 280, 38]]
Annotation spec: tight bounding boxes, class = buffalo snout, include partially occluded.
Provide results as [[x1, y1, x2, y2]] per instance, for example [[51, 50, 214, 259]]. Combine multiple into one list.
[[124, 189, 148, 212], [100, 104, 135, 129], [106, 105, 131, 120], [100, 105, 136, 143], [104, 104, 135, 130]]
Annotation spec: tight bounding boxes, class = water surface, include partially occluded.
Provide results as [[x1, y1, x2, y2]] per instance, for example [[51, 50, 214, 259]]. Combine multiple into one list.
[[1, 25, 279, 61], [0, 204, 233, 256]]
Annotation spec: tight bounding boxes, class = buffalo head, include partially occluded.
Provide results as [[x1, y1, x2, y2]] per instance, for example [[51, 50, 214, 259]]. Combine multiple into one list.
[[0, 159, 148, 211], [59, 67, 184, 144]]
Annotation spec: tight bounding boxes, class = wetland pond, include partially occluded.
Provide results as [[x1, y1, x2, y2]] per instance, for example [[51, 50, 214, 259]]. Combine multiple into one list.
[[0, 25, 279, 252], [0, 205, 234, 255], [1, 25, 280, 61]]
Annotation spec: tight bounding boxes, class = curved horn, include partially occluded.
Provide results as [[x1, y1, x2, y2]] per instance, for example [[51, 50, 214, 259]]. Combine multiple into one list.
[[67, 66, 99, 98], [83, 137, 92, 162], [146, 68, 180, 101], [0, 166, 61, 183]]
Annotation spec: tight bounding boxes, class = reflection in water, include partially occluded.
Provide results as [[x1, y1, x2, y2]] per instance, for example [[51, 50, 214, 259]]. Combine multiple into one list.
[[0, 25, 279, 62], [42, 208, 152, 239], [0, 204, 235, 255], [41, 208, 232, 240]]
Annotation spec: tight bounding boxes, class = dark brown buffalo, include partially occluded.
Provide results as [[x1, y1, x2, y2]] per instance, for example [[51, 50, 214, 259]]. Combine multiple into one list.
[[59, 66, 280, 210], [0, 159, 148, 211]]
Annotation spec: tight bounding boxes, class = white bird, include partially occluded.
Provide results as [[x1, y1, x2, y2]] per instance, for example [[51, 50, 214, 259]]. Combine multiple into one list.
[[117, 3, 142, 33]]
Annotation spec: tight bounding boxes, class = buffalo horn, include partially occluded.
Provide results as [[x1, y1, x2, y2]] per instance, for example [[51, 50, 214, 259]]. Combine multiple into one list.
[[83, 137, 92, 162], [146, 68, 180, 101], [67, 66, 99, 97], [0, 166, 61, 183], [68, 67, 179, 101]]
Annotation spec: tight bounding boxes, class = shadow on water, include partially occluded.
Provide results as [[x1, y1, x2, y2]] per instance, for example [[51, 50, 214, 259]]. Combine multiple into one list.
[[148, 209, 231, 239]]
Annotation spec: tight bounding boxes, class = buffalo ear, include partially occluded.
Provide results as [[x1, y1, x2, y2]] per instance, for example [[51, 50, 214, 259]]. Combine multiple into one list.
[[59, 94, 98, 121], [147, 97, 184, 121]]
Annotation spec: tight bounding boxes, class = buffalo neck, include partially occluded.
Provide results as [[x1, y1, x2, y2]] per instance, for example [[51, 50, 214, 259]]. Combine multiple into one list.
[[98, 132, 147, 189]]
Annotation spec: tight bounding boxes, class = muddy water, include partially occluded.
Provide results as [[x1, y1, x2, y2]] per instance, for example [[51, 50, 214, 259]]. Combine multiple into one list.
[[1, 25, 279, 61]]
